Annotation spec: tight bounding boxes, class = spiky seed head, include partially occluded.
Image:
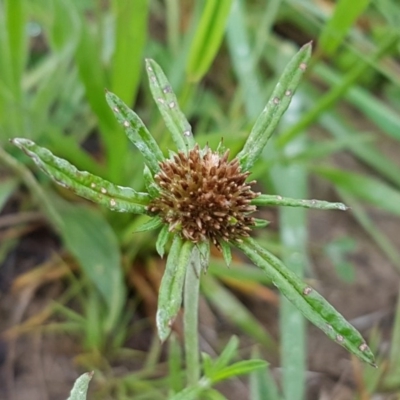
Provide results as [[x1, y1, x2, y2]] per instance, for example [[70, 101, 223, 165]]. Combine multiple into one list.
[[148, 145, 258, 248]]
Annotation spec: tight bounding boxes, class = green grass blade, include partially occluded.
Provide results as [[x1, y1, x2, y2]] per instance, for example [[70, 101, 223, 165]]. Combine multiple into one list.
[[145, 59, 195, 152], [110, 0, 149, 105], [106, 90, 164, 174], [253, 194, 348, 210], [269, 114, 308, 399], [11, 138, 149, 213], [186, 0, 233, 82], [52, 197, 126, 332], [337, 189, 400, 272], [316, 63, 400, 142], [236, 43, 312, 171], [250, 347, 281, 400], [238, 237, 376, 366], [45, 0, 81, 51], [157, 237, 193, 342], [226, 0, 264, 118], [67, 372, 93, 400], [74, 18, 126, 181], [0, 0, 27, 139], [213, 336, 239, 372], [168, 334, 184, 395], [318, 0, 370, 56], [5, 0, 27, 92], [277, 34, 397, 147], [317, 108, 400, 188], [383, 289, 400, 388], [209, 360, 267, 384]]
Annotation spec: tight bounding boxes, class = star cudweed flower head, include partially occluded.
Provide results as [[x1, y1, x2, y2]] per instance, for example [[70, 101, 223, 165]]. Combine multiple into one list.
[[11, 43, 376, 367], [148, 144, 258, 248]]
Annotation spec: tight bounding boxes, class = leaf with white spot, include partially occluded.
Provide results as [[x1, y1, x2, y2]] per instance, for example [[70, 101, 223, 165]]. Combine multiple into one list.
[[105, 91, 164, 174], [197, 240, 211, 271], [237, 43, 312, 172], [156, 224, 171, 258], [157, 237, 194, 341], [238, 237, 376, 367], [67, 372, 93, 400], [220, 240, 232, 267], [11, 138, 149, 214], [145, 59, 195, 152], [252, 194, 348, 211]]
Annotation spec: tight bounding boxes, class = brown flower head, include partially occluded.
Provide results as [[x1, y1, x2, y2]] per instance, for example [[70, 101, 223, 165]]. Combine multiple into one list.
[[148, 145, 258, 248]]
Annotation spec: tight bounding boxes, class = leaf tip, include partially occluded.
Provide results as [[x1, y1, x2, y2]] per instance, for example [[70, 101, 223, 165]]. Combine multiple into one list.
[[10, 138, 33, 149]]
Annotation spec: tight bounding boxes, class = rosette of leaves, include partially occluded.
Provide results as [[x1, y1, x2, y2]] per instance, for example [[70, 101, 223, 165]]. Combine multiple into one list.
[[11, 43, 375, 367]]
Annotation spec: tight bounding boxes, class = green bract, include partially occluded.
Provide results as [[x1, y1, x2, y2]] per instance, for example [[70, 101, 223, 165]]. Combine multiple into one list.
[[11, 42, 376, 367]]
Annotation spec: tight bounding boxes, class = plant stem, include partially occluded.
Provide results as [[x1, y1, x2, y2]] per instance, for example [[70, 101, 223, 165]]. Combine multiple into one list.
[[184, 246, 201, 386]]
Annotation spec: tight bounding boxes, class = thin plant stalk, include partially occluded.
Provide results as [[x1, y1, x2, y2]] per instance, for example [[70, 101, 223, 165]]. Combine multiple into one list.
[[184, 247, 201, 385]]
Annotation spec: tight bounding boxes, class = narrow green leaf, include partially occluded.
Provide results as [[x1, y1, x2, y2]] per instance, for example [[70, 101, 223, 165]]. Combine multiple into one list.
[[202, 352, 214, 377], [316, 64, 400, 144], [5, 0, 27, 91], [66, 372, 93, 400], [238, 237, 376, 366], [11, 138, 149, 214], [270, 131, 308, 400], [157, 238, 194, 341], [46, 0, 80, 51], [252, 194, 348, 211], [168, 334, 184, 395], [74, 19, 126, 181], [156, 224, 171, 258], [197, 240, 211, 272], [210, 360, 268, 384], [220, 240, 232, 267], [237, 43, 312, 171], [110, 0, 149, 105], [213, 336, 239, 372], [105, 90, 164, 174], [250, 347, 280, 400], [253, 218, 270, 228], [318, 108, 400, 188], [143, 165, 160, 198], [277, 34, 397, 147], [169, 384, 207, 400], [226, 0, 264, 118], [132, 216, 163, 233], [145, 59, 195, 152], [383, 290, 400, 387], [203, 389, 229, 400], [186, 0, 233, 82], [318, 0, 370, 56]]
